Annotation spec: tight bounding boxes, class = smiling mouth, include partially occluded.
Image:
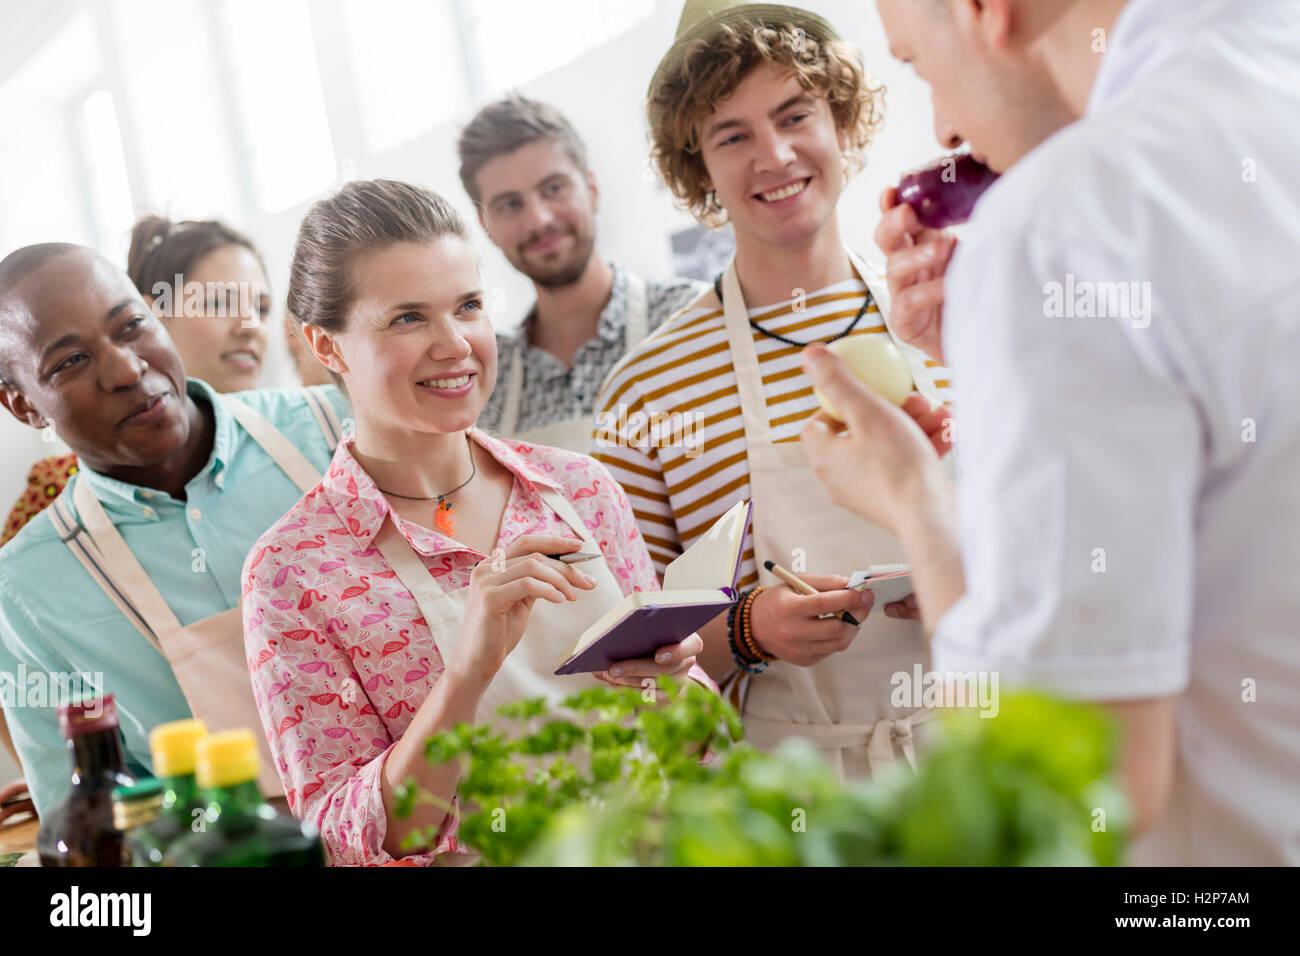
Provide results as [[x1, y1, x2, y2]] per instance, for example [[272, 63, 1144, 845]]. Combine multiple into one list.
[[526, 232, 571, 254], [222, 349, 261, 367], [756, 178, 811, 203], [416, 373, 474, 389], [120, 393, 165, 424]]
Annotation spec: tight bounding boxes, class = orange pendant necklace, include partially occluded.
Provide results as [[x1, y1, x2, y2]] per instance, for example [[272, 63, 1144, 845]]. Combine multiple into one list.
[[434, 498, 455, 536], [375, 433, 476, 538]]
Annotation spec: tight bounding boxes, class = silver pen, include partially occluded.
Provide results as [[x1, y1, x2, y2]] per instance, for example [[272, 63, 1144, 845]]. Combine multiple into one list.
[[547, 551, 602, 564]]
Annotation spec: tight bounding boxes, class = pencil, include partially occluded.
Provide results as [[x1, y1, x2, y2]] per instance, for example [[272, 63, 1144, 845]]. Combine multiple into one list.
[[763, 560, 860, 626]]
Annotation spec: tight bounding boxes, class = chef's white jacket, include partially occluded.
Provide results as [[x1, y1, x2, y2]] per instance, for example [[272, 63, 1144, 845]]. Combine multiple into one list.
[[933, 0, 1300, 865]]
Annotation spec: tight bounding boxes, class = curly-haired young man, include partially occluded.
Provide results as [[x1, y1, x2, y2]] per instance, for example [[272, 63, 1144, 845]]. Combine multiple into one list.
[[592, 1, 954, 778]]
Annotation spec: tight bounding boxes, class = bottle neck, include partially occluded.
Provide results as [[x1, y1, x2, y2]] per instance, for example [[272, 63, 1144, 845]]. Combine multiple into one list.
[[67, 728, 127, 789], [203, 779, 265, 820], [160, 773, 200, 819]]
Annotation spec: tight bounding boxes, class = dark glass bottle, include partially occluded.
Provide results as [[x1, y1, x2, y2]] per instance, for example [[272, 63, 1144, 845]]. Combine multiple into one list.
[[37, 694, 135, 867], [120, 719, 207, 866], [163, 729, 325, 867]]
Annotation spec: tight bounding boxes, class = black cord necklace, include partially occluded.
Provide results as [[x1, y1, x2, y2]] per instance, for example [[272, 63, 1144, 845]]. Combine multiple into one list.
[[713, 273, 871, 348], [374, 433, 476, 536]]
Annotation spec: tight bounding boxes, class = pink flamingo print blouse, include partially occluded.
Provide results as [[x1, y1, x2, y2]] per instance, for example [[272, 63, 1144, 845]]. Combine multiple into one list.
[[241, 427, 716, 866]]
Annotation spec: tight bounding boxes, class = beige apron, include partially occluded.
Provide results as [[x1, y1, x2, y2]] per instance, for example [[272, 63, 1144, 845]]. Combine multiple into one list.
[[499, 271, 649, 453], [374, 476, 683, 865], [50, 391, 343, 798], [373, 484, 617, 724], [715, 249, 941, 780]]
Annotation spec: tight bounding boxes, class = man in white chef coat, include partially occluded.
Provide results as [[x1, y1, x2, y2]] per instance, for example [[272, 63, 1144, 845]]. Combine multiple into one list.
[[800, 0, 1300, 865]]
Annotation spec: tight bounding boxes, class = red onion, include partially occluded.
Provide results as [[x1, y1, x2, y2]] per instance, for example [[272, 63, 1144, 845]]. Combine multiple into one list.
[[896, 154, 1000, 229]]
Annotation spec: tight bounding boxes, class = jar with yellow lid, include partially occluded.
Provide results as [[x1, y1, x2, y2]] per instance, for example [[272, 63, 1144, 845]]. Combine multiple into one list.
[[163, 729, 324, 867]]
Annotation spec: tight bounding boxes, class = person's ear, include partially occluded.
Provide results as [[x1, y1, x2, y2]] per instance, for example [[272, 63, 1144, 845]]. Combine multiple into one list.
[[586, 169, 600, 212], [299, 323, 350, 376], [962, 0, 1012, 51], [0, 383, 48, 431]]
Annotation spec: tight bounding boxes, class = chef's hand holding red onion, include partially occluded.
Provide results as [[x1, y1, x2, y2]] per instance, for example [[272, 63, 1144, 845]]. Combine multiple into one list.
[[875, 187, 957, 366]]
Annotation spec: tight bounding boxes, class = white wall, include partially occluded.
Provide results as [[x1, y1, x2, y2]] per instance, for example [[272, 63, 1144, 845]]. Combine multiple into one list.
[[0, 0, 942, 784]]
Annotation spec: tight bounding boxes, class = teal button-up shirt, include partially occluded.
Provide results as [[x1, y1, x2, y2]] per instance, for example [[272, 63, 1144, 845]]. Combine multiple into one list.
[[0, 378, 350, 816]]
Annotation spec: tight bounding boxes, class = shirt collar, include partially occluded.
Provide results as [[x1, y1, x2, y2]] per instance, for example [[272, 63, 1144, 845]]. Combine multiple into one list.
[[518, 259, 628, 349], [1087, 0, 1235, 116], [595, 261, 629, 344], [320, 427, 564, 555], [77, 377, 231, 515]]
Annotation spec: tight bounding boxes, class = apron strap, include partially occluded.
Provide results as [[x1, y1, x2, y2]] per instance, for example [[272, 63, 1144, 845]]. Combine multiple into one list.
[[301, 386, 344, 446], [624, 271, 650, 349], [720, 260, 775, 449], [70, 474, 185, 644], [498, 337, 525, 437], [221, 396, 323, 493], [534, 486, 598, 551], [49, 491, 164, 654], [373, 520, 465, 664], [60, 395, 327, 646]]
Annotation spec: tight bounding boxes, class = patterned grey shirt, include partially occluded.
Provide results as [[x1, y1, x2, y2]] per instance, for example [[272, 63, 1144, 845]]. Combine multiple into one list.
[[479, 261, 708, 435]]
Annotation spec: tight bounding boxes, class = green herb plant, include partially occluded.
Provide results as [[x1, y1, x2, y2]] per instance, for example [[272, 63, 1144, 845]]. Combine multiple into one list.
[[393, 679, 1131, 866]]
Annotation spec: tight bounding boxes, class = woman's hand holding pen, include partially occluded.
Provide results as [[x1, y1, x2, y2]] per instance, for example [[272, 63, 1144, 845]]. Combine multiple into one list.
[[448, 534, 597, 692]]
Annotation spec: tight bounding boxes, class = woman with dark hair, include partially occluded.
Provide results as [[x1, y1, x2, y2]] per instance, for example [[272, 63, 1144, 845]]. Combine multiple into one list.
[[126, 215, 272, 395], [242, 179, 713, 865]]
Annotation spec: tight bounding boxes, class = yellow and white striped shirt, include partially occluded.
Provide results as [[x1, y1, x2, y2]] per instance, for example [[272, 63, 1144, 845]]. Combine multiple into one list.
[[592, 277, 953, 586]]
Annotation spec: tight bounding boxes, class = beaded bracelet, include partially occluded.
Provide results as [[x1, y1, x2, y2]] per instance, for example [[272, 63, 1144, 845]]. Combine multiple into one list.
[[739, 586, 776, 663], [727, 587, 768, 673]]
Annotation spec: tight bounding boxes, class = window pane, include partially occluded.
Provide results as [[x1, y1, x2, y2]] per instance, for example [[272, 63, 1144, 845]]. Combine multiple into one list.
[[221, 0, 337, 212], [80, 90, 136, 256], [110, 0, 243, 220], [340, 0, 468, 154], [0, 11, 101, 250]]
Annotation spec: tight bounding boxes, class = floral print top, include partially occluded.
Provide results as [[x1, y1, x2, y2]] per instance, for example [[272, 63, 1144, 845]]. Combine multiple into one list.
[[241, 427, 714, 865]]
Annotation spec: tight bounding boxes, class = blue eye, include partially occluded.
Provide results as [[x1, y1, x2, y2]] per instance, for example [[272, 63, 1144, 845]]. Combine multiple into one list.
[[785, 113, 808, 126], [459, 298, 483, 315], [392, 312, 420, 326]]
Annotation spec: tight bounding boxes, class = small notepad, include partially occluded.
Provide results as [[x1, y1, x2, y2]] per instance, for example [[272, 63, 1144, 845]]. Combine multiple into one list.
[[555, 499, 752, 675], [848, 566, 914, 606]]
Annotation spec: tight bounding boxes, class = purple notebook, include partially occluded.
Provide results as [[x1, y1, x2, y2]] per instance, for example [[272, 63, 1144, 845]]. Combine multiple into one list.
[[555, 500, 752, 675]]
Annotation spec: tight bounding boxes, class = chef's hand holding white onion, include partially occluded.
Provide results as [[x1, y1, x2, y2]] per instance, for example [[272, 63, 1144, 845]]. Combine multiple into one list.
[[812, 336, 916, 420], [801, 343, 954, 535]]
